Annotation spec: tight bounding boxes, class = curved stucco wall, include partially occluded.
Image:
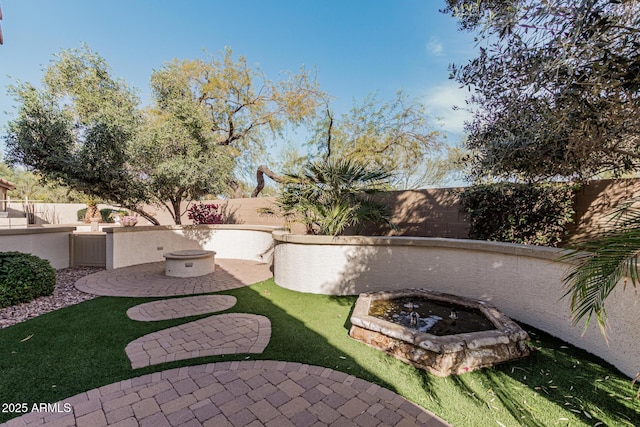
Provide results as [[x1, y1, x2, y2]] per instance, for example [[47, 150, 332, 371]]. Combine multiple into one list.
[[0, 227, 75, 269], [105, 225, 281, 269], [272, 231, 638, 378]]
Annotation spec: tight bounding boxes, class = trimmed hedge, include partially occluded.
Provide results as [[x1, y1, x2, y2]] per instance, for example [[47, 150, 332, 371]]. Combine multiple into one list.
[[0, 252, 56, 308], [458, 182, 575, 247]]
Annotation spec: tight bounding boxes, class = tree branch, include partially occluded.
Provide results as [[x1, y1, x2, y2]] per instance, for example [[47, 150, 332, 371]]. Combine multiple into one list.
[[251, 165, 284, 197]]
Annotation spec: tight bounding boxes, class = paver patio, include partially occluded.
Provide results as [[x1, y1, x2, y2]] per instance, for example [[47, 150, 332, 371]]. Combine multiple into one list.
[[75, 259, 272, 297], [1, 361, 450, 426]]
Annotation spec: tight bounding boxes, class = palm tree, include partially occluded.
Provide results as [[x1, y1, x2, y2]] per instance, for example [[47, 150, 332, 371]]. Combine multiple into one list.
[[274, 158, 395, 236], [562, 199, 640, 334]]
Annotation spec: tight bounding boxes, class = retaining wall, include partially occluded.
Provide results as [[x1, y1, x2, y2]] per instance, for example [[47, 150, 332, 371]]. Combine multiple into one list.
[[0, 227, 75, 269], [272, 231, 638, 378], [104, 225, 281, 269]]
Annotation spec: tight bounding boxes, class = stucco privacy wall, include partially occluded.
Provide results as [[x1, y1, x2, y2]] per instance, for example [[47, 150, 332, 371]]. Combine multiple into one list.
[[0, 227, 75, 269], [7, 179, 640, 241], [272, 232, 638, 378], [105, 225, 281, 269], [203, 178, 640, 241]]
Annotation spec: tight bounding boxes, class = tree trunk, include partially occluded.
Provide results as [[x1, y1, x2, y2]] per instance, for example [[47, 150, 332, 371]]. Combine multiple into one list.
[[229, 180, 244, 198], [171, 199, 182, 225], [251, 165, 285, 197], [129, 207, 160, 226]]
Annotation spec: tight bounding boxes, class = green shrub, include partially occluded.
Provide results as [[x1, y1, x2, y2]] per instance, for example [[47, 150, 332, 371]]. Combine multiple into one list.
[[76, 208, 127, 223], [0, 252, 56, 308], [458, 182, 575, 247]]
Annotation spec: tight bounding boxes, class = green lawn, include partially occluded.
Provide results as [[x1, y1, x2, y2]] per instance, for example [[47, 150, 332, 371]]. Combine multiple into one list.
[[0, 279, 638, 426]]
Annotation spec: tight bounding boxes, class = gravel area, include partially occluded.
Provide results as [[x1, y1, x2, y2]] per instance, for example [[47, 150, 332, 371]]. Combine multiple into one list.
[[0, 266, 103, 329]]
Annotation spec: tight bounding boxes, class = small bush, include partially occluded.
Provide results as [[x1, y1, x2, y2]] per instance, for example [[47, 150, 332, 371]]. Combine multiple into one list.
[[458, 182, 575, 247], [76, 208, 126, 223], [0, 252, 56, 308], [187, 203, 223, 224]]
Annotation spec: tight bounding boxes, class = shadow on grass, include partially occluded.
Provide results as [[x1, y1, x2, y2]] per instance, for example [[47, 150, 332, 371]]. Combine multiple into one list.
[[489, 323, 639, 427]]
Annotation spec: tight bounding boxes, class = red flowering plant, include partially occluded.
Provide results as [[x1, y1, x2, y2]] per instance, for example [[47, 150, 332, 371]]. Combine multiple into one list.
[[187, 203, 223, 224]]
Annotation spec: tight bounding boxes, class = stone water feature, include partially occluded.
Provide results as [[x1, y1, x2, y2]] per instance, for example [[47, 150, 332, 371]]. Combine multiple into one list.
[[349, 288, 530, 376]]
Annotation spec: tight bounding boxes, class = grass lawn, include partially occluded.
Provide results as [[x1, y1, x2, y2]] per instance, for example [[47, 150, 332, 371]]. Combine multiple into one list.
[[0, 278, 638, 426]]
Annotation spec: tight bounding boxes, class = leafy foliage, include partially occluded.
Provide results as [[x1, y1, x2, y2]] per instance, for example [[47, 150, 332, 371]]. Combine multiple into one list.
[[271, 158, 394, 236], [562, 198, 640, 332], [187, 203, 223, 224], [0, 162, 83, 203], [131, 94, 233, 224], [4, 45, 152, 218], [4, 46, 326, 218], [445, 0, 640, 181], [153, 48, 326, 189], [458, 182, 575, 246], [0, 252, 56, 309], [308, 91, 453, 189]]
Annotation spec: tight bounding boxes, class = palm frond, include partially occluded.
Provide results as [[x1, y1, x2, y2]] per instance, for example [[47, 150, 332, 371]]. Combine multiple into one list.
[[274, 157, 393, 236], [561, 213, 640, 333]]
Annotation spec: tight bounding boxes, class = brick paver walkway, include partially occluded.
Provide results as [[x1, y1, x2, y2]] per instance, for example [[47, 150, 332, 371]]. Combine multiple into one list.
[[75, 259, 272, 297], [127, 295, 237, 321], [1, 361, 450, 427], [126, 314, 271, 368]]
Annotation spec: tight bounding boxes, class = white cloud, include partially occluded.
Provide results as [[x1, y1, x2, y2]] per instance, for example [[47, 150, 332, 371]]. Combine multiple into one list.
[[423, 82, 474, 135], [426, 36, 444, 56]]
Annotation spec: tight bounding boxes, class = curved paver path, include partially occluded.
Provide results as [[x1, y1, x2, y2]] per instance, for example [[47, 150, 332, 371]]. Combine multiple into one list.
[[126, 314, 271, 368], [127, 295, 237, 321], [75, 259, 272, 297], [1, 361, 450, 427]]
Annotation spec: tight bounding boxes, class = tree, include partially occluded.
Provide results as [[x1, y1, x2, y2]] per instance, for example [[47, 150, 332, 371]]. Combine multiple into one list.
[[446, 1, 640, 344], [4, 46, 321, 223], [269, 158, 395, 236], [3, 46, 158, 222], [250, 90, 459, 197], [130, 61, 236, 223], [130, 106, 234, 224], [309, 91, 446, 189], [445, 0, 640, 181], [151, 48, 326, 195]]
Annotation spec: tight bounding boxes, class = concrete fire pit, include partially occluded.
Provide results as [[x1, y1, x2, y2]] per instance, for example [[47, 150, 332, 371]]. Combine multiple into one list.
[[163, 250, 216, 278]]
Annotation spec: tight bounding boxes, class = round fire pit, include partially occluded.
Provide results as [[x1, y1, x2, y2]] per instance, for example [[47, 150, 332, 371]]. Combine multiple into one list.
[[349, 288, 530, 376], [163, 250, 216, 278]]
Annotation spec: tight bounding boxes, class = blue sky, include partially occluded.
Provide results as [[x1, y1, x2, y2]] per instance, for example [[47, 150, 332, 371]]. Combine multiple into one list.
[[0, 0, 476, 165]]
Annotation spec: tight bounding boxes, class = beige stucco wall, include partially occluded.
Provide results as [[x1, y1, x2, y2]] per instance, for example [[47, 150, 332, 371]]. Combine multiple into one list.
[[105, 225, 282, 269], [272, 232, 638, 378], [0, 227, 75, 269]]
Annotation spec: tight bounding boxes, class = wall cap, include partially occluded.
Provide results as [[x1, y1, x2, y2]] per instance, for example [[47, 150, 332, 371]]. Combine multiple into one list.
[[272, 231, 571, 262], [0, 226, 76, 236], [103, 224, 286, 233]]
